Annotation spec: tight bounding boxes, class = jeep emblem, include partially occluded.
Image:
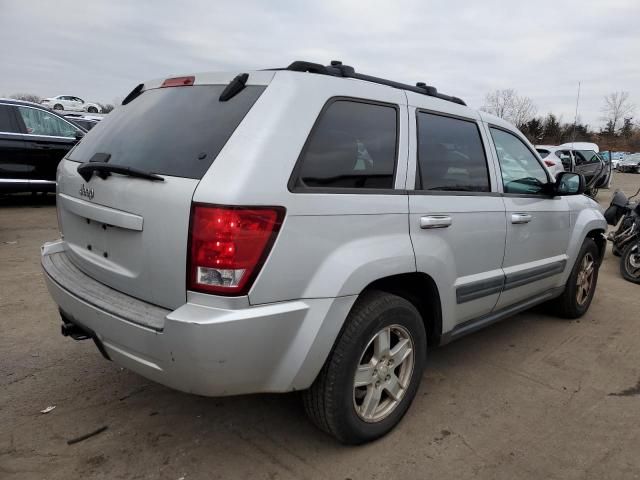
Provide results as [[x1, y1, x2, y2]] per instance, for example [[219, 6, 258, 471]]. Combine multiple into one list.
[[79, 184, 94, 200]]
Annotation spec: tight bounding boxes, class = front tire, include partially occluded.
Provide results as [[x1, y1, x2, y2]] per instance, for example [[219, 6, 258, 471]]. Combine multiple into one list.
[[53, 103, 63, 110], [87, 106, 98, 113], [620, 242, 640, 284], [550, 238, 600, 318], [303, 291, 426, 444]]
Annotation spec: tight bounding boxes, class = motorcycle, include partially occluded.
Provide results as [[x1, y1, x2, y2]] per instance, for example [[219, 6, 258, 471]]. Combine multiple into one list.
[[604, 187, 640, 284]]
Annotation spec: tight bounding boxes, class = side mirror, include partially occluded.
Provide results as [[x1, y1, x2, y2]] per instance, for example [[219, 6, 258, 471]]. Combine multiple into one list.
[[555, 172, 585, 195], [74, 130, 85, 141]]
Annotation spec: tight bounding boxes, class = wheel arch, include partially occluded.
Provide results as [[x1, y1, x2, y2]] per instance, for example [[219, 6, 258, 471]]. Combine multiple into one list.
[[562, 204, 607, 284], [586, 228, 606, 264], [362, 272, 443, 347]]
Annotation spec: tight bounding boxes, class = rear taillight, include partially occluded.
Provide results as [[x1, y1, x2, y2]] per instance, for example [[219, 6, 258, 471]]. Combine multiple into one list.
[[187, 204, 285, 296], [161, 76, 195, 88], [544, 159, 555, 167]]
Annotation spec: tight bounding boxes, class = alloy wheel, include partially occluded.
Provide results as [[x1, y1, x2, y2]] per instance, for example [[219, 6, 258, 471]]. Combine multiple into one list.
[[576, 252, 595, 306], [353, 324, 415, 423]]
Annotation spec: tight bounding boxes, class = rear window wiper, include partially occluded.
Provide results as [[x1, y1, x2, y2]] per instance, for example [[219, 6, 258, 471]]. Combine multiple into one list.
[[77, 162, 165, 182], [219, 73, 249, 101]]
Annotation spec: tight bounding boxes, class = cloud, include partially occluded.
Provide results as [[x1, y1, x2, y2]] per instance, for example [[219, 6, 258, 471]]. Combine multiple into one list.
[[1, 0, 638, 126]]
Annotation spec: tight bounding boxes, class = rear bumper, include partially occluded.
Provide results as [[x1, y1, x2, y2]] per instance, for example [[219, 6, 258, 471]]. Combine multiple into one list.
[[42, 240, 356, 396]]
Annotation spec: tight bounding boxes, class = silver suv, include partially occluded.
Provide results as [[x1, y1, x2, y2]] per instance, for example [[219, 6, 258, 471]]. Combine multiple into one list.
[[42, 61, 607, 444]]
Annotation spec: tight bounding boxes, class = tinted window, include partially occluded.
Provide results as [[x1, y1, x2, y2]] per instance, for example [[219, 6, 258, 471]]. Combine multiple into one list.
[[68, 85, 265, 179], [575, 150, 600, 165], [416, 113, 489, 192], [536, 149, 550, 158], [294, 100, 397, 190], [490, 128, 548, 195], [0, 105, 19, 133], [17, 106, 78, 137]]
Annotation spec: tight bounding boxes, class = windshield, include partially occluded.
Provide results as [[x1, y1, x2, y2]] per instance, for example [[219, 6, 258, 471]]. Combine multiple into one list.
[[68, 84, 265, 179]]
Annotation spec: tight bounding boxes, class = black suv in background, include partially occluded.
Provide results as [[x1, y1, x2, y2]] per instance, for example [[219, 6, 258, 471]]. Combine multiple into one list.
[[0, 99, 85, 193]]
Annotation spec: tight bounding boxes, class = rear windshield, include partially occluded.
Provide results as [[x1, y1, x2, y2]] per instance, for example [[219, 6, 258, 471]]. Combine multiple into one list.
[[68, 85, 265, 179]]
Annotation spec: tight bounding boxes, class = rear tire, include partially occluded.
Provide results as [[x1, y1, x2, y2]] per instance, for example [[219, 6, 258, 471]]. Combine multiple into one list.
[[53, 103, 63, 110], [620, 242, 640, 284], [303, 291, 426, 444], [87, 106, 98, 113], [549, 238, 599, 319]]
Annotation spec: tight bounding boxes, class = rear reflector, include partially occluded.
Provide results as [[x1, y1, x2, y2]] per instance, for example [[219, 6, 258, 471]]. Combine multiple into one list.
[[161, 76, 195, 88], [544, 159, 556, 167], [187, 204, 285, 295]]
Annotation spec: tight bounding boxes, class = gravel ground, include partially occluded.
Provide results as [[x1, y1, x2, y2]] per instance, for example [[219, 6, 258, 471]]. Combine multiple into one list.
[[1, 173, 640, 480]]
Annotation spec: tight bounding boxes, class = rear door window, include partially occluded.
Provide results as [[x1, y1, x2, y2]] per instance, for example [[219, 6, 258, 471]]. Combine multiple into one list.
[[575, 150, 600, 165], [415, 112, 490, 192], [68, 85, 265, 179], [292, 99, 398, 190]]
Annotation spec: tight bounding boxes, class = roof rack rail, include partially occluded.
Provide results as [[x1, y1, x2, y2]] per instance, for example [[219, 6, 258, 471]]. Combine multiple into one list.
[[285, 60, 466, 106]]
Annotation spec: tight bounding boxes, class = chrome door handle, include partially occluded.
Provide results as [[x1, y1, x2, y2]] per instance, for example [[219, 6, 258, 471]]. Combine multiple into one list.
[[420, 215, 452, 229], [511, 213, 532, 224]]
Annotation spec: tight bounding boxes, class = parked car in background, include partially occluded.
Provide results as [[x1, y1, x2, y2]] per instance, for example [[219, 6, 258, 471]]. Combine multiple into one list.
[[63, 113, 102, 131], [612, 158, 621, 170], [535, 144, 606, 195], [41, 61, 606, 444], [68, 117, 99, 131], [559, 142, 599, 152], [535, 145, 565, 178], [0, 98, 85, 192], [618, 153, 640, 173], [41, 95, 102, 113]]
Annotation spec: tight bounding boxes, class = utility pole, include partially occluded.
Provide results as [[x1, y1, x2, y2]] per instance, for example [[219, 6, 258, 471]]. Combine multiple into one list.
[[571, 81, 581, 147]]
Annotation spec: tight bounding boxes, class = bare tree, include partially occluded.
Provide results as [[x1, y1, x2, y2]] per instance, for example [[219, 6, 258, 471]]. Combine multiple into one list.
[[481, 89, 536, 128], [10, 92, 42, 104], [601, 91, 635, 133], [511, 96, 537, 129], [481, 89, 517, 120]]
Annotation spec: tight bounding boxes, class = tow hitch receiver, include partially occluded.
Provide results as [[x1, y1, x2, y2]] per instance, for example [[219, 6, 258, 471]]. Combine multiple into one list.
[[61, 322, 91, 340], [59, 310, 111, 360]]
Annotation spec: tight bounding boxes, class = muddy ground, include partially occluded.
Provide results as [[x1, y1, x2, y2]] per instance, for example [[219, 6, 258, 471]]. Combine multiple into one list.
[[1, 173, 640, 479]]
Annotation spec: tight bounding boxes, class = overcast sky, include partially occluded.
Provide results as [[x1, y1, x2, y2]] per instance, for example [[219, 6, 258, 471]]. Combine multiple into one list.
[[1, 0, 638, 128]]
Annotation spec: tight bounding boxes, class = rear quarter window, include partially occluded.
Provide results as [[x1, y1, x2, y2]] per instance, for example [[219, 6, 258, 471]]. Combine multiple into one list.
[[68, 85, 265, 179], [0, 104, 19, 133], [291, 99, 398, 191]]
